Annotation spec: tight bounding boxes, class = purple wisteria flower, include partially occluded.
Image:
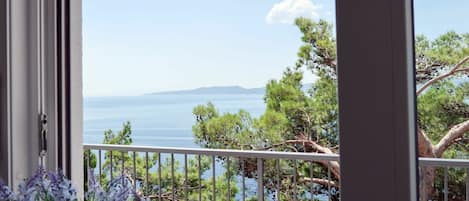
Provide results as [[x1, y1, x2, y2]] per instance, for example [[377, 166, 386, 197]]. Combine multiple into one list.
[[0, 167, 77, 201], [85, 169, 147, 201], [47, 171, 77, 200], [0, 179, 16, 200], [1, 167, 146, 201]]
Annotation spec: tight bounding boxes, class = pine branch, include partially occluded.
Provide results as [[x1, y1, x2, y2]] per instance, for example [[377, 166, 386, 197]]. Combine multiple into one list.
[[417, 56, 469, 96], [434, 119, 469, 157]]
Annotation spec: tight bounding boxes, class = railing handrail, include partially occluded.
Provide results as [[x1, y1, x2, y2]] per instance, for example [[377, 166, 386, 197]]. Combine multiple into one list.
[[83, 143, 340, 161], [418, 157, 469, 168], [83, 144, 469, 167]]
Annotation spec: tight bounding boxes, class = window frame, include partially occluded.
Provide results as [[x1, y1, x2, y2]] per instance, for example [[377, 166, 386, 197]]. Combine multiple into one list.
[[0, 0, 417, 200], [0, 0, 83, 193], [336, 0, 418, 200], [56, 0, 83, 192]]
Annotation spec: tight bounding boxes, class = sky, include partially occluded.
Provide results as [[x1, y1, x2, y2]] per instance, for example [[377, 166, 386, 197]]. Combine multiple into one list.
[[83, 0, 469, 97]]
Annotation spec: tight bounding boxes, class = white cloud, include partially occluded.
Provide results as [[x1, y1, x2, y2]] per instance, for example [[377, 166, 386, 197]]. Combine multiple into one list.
[[266, 0, 321, 24]]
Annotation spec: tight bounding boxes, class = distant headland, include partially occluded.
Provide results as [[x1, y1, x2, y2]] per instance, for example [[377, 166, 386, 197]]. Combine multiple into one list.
[[147, 84, 312, 95]]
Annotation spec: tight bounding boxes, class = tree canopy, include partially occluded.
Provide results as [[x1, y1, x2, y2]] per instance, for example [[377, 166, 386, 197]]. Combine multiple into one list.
[[87, 18, 468, 201], [192, 18, 468, 200]]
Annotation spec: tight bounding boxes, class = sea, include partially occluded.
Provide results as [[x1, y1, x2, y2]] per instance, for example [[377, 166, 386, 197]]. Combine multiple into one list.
[[84, 94, 266, 146], [84, 94, 268, 199], [83, 93, 330, 201]]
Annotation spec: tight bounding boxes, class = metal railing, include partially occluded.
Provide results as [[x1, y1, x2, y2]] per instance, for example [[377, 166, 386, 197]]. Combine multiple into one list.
[[84, 144, 469, 201], [419, 157, 469, 201], [84, 144, 340, 201]]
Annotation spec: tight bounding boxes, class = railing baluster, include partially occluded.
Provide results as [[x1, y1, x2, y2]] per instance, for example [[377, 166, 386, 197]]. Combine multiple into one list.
[[86, 150, 90, 178], [171, 153, 175, 201], [227, 156, 231, 201], [421, 167, 426, 201], [466, 167, 468, 201], [110, 151, 113, 181], [121, 151, 125, 175], [98, 149, 102, 185], [133, 151, 136, 191], [145, 152, 149, 196], [310, 161, 314, 200], [185, 154, 188, 201], [158, 152, 162, 201], [198, 155, 202, 201], [276, 159, 280, 201], [213, 155, 216, 201], [121, 151, 126, 186], [328, 161, 331, 201], [293, 160, 297, 201], [85, 149, 91, 183], [87, 149, 91, 169], [257, 158, 264, 201], [242, 158, 246, 201], [444, 167, 448, 201]]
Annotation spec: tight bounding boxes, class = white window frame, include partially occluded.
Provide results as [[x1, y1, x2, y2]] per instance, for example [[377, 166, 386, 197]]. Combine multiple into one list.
[[0, 0, 83, 194], [1, 0, 49, 186], [1, 0, 417, 200]]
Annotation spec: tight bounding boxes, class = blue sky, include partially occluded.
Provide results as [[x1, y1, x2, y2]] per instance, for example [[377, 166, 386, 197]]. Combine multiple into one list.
[[83, 0, 469, 96]]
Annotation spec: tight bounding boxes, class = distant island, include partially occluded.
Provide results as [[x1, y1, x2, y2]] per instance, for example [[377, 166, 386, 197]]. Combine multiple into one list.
[[147, 84, 312, 95], [147, 86, 264, 95]]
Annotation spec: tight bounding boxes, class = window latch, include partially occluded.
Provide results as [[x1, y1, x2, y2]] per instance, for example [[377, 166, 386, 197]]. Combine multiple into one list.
[[39, 113, 48, 167]]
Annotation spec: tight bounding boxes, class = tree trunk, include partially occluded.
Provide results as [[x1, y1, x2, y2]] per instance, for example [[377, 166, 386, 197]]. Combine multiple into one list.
[[271, 120, 466, 200], [416, 120, 469, 200], [416, 57, 469, 200], [418, 128, 437, 201], [419, 166, 436, 201]]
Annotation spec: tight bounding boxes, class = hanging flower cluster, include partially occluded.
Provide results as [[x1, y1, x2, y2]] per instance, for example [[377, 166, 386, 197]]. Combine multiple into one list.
[[85, 169, 147, 201], [0, 168, 146, 201], [0, 168, 76, 201]]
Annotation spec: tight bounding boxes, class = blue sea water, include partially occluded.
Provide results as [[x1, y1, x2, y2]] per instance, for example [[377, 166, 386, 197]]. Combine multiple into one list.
[[83, 93, 332, 200], [84, 94, 266, 147]]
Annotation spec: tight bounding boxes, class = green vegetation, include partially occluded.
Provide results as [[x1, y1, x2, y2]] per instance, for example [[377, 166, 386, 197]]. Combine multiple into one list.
[[85, 121, 239, 200], [192, 20, 468, 200], [86, 19, 468, 200], [415, 32, 469, 200]]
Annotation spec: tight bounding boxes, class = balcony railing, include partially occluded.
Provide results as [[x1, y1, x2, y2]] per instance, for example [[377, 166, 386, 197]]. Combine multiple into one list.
[[84, 144, 469, 201], [419, 158, 469, 201]]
